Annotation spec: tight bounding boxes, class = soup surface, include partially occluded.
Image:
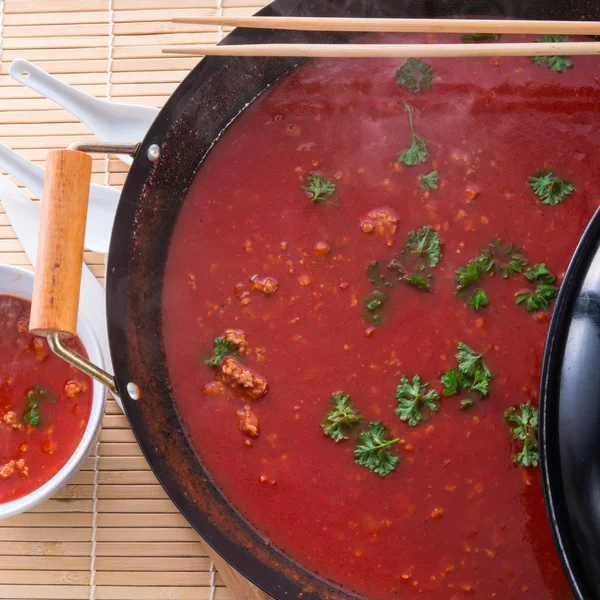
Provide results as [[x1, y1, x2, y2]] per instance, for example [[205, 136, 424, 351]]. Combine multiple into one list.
[[162, 34, 600, 598], [0, 295, 92, 503]]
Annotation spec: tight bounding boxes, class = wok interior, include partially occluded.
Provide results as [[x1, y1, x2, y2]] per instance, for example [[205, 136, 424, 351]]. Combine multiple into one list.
[[107, 0, 600, 597]]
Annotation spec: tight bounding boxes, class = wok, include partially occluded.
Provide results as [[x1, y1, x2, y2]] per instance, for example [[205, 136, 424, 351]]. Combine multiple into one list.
[[27, 0, 600, 598]]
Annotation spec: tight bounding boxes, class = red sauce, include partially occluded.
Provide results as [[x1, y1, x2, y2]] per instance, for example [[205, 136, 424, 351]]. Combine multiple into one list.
[[0, 295, 92, 503], [162, 35, 598, 598]]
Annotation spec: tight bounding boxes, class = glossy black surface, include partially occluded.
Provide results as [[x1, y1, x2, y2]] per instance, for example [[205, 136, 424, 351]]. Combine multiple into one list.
[[541, 204, 600, 600], [105, 0, 600, 597]]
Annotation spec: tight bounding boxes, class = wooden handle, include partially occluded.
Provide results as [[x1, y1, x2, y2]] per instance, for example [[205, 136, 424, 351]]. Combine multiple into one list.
[[30, 149, 92, 338]]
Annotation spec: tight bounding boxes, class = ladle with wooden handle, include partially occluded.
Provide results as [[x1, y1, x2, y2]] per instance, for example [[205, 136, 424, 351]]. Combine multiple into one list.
[[28, 144, 273, 600]]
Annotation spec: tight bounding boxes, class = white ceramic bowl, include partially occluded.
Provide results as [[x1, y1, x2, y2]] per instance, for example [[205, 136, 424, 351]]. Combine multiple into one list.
[[0, 264, 107, 519]]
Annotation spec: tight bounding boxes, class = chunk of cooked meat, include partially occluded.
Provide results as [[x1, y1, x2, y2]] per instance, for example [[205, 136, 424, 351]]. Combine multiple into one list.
[[250, 275, 279, 295], [64, 380, 88, 398], [237, 405, 259, 437], [201, 380, 225, 396], [31, 337, 48, 361], [219, 357, 268, 400], [360, 207, 399, 246], [223, 329, 248, 355], [2, 411, 17, 425], [314, 241, 331, 258], [0, 461, 15, 479]]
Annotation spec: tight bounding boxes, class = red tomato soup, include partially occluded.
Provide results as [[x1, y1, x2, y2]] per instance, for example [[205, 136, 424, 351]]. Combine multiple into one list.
[[0, 295, 92, 503], [161, 34, 598, 598]]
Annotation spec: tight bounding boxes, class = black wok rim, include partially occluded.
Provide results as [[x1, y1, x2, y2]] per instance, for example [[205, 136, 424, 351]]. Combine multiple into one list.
[[540, 205, 600, 600], [105, 0, 600, 598]]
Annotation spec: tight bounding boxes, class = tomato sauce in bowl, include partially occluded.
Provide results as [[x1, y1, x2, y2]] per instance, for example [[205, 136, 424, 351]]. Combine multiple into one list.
[[161, 34, 596, 598], [0, 294, 93, 504]]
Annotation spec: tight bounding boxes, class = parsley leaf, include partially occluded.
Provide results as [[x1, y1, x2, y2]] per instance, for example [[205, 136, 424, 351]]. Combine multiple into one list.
[[461, 33, 500, 43], [524, 263, 551, 282], [456, 342, 484, 377], [205, 337, 238, 367], [532, 35, 573, 72], [365, 289, 388, 312], [468, 288, 488, 310], [322, 391, 362, 442], [406, 225, 441, 268], [516, 264, 558, 312], [398, 103, 428, 166], [529, 171, 574, 206], [440, 368, 467, 397], [442, 342, 493, 403], [515, 282, 558, 312], [402, 273, 432, 291], [460, 399, 475, 411], [455, 257, 487, 291], [471, 365, 492, 396], [354, 421, 400, 477], [396, 58, 434, 93], [395, 375, 440, 426], [23, 401, 40, 427], [302, 174, 336, 203], [420, 170, 438, 190], [504, 402, 539, 467], [455, 240, 526, 292]]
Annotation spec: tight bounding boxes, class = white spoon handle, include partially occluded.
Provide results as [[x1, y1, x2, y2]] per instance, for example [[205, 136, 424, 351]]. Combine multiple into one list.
[[0, 142, 118, 255], [10, 59, 106, 127]]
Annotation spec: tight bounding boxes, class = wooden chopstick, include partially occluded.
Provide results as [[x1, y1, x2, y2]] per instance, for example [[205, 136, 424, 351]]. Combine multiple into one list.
[[162, 41, 600, 58], [172, 16, 600, 36]]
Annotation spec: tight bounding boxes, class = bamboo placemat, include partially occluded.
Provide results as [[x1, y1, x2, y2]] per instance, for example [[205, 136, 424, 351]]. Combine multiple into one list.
[[0, 2, 271, 599]]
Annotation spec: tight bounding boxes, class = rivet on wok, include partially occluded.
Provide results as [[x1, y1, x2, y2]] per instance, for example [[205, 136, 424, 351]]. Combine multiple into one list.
[[147, 144, 161, 162], [127, 382, 141, 401]]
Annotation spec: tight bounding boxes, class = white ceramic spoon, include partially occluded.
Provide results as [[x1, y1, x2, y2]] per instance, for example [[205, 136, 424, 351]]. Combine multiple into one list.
[[9, 59, 159, 166], [0, 142, 118, 254]]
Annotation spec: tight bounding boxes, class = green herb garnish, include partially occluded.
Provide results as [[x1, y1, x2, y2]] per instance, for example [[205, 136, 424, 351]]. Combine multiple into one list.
[[23, 401, 40, 427], [395, 375, 440, 427], [322, 391, 362, 442], [420, 170, 438, 190], [529, 171, 574, 206], [455, 257, 487, 291], [468, 288, 488, 310], [460, 399, 475, 411], [524, 263, 552, 282], [456, 342, 484, 376], [402, 273, 432, 291], [461, 33, 500, 43], [440, 368, 467, 397], [515, 264, 558, 312], [354, 421, 400, 477], [398, 103, 428, 166], [405, 225, 441, 268], [515, 282, 558, 312], [454, 240, 526, 292], [302, 174, 336, 203], [442, 342, 493, 402], [365, 289, 388, 312], [396, 59, 434, 93], [28, 386, 57, 404], [504, 402, 539, 467], [205, 337, 238, 367], [532, 35, 573, 72]]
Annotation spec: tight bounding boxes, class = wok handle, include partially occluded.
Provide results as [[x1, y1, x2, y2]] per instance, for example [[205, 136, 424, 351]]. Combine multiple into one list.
[[29, 149, 92, 337]]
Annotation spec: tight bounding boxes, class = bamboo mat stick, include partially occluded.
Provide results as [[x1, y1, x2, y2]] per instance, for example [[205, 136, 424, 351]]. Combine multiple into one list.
[[173, 15, 600, 35], [163, 41, 600, 58], [205, 547, 272, 600]]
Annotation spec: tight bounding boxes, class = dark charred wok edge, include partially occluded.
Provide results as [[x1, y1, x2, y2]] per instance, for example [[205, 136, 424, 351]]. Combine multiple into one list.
[[107, 0, 598, 598]]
